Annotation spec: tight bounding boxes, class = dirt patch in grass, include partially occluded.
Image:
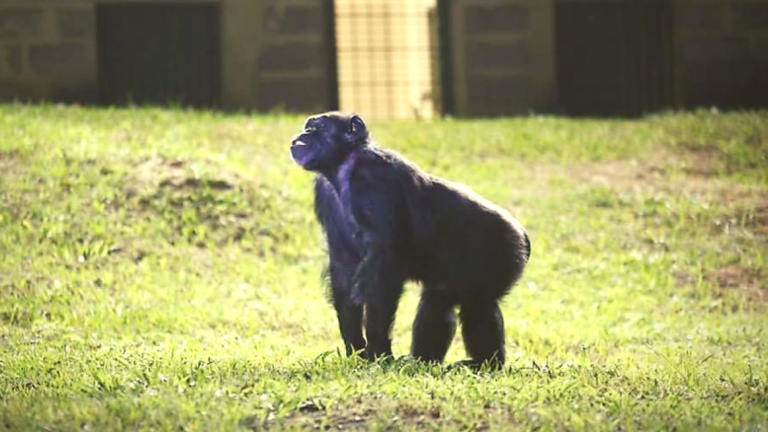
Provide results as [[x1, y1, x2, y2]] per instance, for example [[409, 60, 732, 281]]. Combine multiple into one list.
[[555, 151, 767, 308], [271, 406, 377, 431], [566, 150, 715, 194], [0, 148, 21, 160], [673, 264, 765, 309], [735, 202, 768, 235], [252, 399, 530, 431], [560, 143, 762, 192], [675, 143, 730, 177], [705, 264, 766, 305], [559, 148, 768, 229], [247, 399, 452, 431], [132, 157, 239, 192], [0, 149, 25, 178]]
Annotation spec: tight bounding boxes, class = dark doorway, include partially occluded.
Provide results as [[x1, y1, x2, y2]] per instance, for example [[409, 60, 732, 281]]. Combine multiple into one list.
[[97, 3, 221, 108], [555, 1, 674, 117]]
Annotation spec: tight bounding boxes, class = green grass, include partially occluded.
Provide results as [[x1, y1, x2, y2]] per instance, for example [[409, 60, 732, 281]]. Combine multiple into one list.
[[1, 103, 766, 431]]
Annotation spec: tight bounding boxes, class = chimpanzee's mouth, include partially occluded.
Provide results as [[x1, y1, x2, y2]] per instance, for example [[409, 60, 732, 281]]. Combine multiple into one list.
[[290, 140, 314, 167]]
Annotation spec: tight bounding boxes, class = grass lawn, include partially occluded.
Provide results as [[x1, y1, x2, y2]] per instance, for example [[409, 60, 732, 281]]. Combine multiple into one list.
[[0, 104, 766, 431]]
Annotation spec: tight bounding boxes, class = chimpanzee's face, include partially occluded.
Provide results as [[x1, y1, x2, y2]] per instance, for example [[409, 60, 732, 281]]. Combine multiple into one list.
[[290, 112, 367, 171]]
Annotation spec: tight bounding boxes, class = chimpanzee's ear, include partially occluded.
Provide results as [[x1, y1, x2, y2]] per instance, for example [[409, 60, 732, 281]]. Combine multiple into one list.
[[349, 115, 367, 138]]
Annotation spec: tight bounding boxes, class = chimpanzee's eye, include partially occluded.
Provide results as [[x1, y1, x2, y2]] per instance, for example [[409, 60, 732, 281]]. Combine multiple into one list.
[[305, 120, 322, 132]]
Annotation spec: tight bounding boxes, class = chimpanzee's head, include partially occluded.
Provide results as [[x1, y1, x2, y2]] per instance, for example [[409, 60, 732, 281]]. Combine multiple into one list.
[[290, 112, 369, 172]]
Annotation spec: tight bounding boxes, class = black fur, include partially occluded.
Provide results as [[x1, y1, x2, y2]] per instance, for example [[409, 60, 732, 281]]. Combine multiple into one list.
[[290, 112, 530, 368]]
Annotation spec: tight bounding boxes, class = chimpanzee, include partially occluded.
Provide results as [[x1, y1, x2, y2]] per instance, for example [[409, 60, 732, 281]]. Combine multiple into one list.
[[290, 112, 530, 368]]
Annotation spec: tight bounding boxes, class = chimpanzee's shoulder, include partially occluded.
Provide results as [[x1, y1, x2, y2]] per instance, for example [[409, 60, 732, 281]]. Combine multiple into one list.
[[359, 145, 418, 172], [350, 146, 428, 195]]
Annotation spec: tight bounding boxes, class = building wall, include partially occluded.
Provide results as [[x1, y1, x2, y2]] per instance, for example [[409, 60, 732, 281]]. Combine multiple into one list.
[[254, 0, 336, 113], [3, 0, 766, 115], [0, 0, 336, 112], [674, 0, 768, 109], [0, 0, 97, 102], [448, 0, 768, 116], [446, 0, 557, 116]]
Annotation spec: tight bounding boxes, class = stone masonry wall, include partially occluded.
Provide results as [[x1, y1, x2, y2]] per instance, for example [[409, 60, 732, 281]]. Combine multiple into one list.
[[255, 0, 335, 113], [0, 1, 97, 102], [449, 0, 556, 117]]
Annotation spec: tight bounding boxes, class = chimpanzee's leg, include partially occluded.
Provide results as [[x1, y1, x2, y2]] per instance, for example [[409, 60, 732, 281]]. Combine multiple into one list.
[[411, 288, 456, 363], [329, 261, 365, 355], [362, 266, 406, 360], [460, 300, 506, 369]]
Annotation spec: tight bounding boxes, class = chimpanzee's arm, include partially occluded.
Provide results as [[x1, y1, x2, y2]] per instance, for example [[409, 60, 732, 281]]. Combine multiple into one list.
[[348, 163, 406, 358], [348, 167, 403, 301], [314, 176, 367, 354], [314, 177, 346, 250]]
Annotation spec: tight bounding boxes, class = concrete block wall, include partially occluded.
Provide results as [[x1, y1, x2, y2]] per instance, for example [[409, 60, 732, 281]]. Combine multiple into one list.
[[447, 0, 556, 116], [255, 0, 335, 113], [0, 1, 97, 102]]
